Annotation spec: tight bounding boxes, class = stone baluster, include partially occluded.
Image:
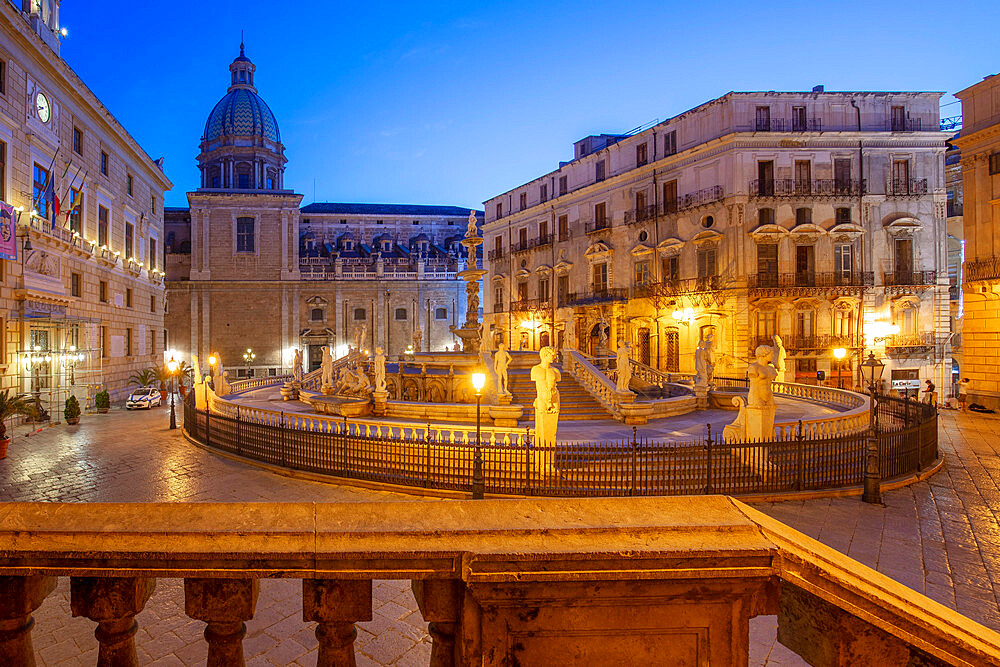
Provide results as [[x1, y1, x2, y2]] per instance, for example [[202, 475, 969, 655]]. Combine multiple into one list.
[[412, 579, 464, 666], [70, 576, 155, 667], [302, 579, 372, 666], [0, 575, 56, 666], [184, 578, 258, 667]]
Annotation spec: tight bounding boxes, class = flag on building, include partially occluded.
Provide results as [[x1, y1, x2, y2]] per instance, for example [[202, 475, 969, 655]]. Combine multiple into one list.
[[0, 202, 18, 261]]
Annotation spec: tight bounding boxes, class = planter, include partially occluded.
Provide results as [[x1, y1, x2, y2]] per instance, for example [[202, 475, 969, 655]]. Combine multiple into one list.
[[0, 437, 8, 459], [97, 408, 109, 414], [179, 385, 188, 398], [160, 390, 168, 403], [66, 417, 80, 425]]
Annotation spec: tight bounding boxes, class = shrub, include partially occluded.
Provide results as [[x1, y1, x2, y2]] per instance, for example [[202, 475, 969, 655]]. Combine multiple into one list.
[[64, 396, 81, 421], [95, 390, 110, 410]]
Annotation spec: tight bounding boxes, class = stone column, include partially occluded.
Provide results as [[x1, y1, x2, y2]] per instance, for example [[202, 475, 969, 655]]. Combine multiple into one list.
[[184, 578, 258, 667], [70, 576, 156, 667], [412, 579, 463, 666], [0, 575, 56, 666], [302, 579, 372, 667]]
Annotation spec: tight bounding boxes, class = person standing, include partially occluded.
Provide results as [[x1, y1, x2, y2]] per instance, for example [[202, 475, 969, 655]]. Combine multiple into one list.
[[957, 378, 970, 412], [922, 379, 936, 405]]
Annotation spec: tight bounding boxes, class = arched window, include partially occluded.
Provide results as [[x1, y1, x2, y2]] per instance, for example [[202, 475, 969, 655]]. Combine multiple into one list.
[[310, 308, 324, 321]]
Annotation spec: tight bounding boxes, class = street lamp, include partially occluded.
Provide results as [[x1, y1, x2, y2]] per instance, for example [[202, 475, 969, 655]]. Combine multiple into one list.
[[207, 354, 218, 390], [832, 347, 847, 389], [166, 356, 178, 430], [859, 351, 885, 504], [243, 348, 255, 377], [471, 370, 486, 500]]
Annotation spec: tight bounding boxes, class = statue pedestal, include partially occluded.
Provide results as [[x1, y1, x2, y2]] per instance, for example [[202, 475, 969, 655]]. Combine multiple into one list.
[[497, 392, 513, 406], [694, 383, 709, 409], [745, 404, 775, 442], [372, 390, 388, 416], [489, 403, 522, 428], [321, 383, 334, 396], [280, 380, 301, 401]]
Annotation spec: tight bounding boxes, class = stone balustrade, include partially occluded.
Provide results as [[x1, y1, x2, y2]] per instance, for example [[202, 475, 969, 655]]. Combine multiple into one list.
[[1, 497, 997, 666], [564, 350, 652, 423]]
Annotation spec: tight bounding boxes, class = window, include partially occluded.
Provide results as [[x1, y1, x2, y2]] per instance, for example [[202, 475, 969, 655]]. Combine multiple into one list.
[[757, 160, 774, 196], [494, 285, 503, 310], [665, 329, 679, 371], [101, 326, 109, 358], [634, 260, 650, 286], [796, 358, 817, 379], [755, 106, 771, 131], [99, 281, 107, 303], [238, 172, 249, 189], [149, 238, 157, 271], [517, 281, 528, 301], [636, 143, 648, 167], [891, 160, 910, 193], [758, 208, 775, 226], [33, 163, 51, 219], [697, 247, 717, 278], [73, 127, 83, 155], [518, 227, 528, 248], [126, 288, 133, 308], [894, 238, 913, 277], [662, 180, 678, 213], [493, 236, 503, 256], [558, 215, 569, 241], [126, 173, 133, 197], [795, 245, 815, 286], [100, 151, 108, 177], [834, 244, 853, 280], [150, 195, 156, 215], [98, 206, 109, 247], [538, 219, 548, 241], [150, 329, 156, 356], [126, 328, 132, 357], [795, 208, 811, 226], [150, 294, 156, 313], [595, 160, 606, 182], [594, 202, 607, 225], [495, 203, 502, 219], [353, 308, 367, 321], [796, 310, 814, 343], [310, 308, 324, 321], [125, 222, 134, 259], [834, 309, 854, 338], [68, 189, 83, 235], [557, 275, 569, 306], [664, 130, 677, 156], [519, 192, 527, 210], [890, 105, 906, 131], [71, 272, 81, 297], [701, 215, 714, 229], [792, 106, 807, 131], [592, 262, 608, 291], [0, 58, 4, 95], [236, 217, 255, 252], [661, 255, 679, 282], [794, 160, 811, 193], [559, 175, 568, 195], [835, 207, 851, 225], [757, 244, 778, 285], [756, 311, 776, 339], [834, 158, 852, 191], [989, 153, 1000, 176], [435, 307, 448, 320], [395, 307, 407, 321], [539, 183, 548, 202]]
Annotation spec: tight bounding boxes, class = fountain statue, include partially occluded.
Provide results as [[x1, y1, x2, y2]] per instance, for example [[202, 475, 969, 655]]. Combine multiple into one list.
[[772, 334, 787, 380], [320, 346, 335, 395], [281, 348, 305, 401], [494, 343, 512, 396], [450, 210, 486, 353], [531, 346, 561, 446], [373, 347, 387, 393], [293, 349, 304, 383], [724, 345, 778, 443], [615, 340, 632, 392], [412, 327, 422, 353]]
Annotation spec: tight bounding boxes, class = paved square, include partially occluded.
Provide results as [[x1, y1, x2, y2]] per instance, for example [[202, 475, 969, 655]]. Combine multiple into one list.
[[1, 405, 996, 665]]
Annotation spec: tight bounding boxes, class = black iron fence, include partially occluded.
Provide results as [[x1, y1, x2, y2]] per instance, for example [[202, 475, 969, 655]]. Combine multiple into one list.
[[184, 393, 937, 498]]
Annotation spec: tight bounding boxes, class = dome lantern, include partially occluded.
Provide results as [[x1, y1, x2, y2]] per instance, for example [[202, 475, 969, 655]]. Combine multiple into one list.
[[229, 41, 256, 92]]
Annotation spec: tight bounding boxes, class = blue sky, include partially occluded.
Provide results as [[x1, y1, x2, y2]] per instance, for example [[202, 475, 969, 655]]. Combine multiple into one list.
[[60, 1, 996, 209]]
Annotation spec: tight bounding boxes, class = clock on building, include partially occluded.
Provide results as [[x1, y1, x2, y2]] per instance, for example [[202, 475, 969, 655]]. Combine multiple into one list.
[[36, 92, 50, 123]]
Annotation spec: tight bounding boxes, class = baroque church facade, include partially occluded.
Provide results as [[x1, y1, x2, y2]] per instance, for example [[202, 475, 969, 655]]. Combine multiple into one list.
[[165, 46, 482, 376]]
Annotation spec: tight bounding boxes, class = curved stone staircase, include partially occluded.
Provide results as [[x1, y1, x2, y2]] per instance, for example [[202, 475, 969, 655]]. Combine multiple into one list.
[[505, 365, 614, 421]]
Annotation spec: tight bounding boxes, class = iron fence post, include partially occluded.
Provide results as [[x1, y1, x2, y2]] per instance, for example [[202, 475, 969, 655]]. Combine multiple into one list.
[[280, 411, 286, 468], [863, 389, 882, 504], [205, 405, 211, 447], [705, 423, 713, 494], [631, 425, 637, 496], [796, 419, 804, 491]]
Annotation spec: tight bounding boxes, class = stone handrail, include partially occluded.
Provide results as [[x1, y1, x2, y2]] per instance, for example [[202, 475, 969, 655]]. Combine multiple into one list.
[[564, 350, 635, 414], [0, 497, 996, 666], [300, 351, 361, 392], [228, 375, 292, 394], [620, 359, 696, 387], [207, 389, 530, 446]]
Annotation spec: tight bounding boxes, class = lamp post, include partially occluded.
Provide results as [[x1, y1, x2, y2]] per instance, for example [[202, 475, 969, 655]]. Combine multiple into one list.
[[832, 347, 847, 389], [471, 370, 486, 499], [243, 348, 255, 378], [860, 351, 885, 504], [207, 354, 217, 390], [167, 356, 178, 430]]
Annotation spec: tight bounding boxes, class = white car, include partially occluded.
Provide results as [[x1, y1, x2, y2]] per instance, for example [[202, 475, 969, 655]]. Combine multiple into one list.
[[125, 387, 162, 410]]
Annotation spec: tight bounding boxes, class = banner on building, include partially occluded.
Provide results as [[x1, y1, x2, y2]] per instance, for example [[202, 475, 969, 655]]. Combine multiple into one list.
[[0, 202, 17, 262]]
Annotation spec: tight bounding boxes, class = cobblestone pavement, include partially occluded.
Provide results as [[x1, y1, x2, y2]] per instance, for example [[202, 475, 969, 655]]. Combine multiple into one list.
[[2, 405, 998, 665]]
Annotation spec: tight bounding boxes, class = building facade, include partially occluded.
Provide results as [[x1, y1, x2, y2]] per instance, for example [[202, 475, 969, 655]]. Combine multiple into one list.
[[0, 1, 171, 407], [954, 73, 1000, 408], [483, 90, 952, 393], [165, 47, 481, 376]]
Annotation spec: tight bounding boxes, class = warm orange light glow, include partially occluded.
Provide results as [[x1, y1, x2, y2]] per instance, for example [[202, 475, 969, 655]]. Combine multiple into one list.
[[832, 347, 847, 360], [471, 371, 486, 393]]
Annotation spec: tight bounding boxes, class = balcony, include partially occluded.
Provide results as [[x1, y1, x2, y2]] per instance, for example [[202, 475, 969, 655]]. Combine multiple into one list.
[[751, 117, 823, 132], [748, 272, 872, 296], [623, 205, 658, 225], [885, 333, 936, 354], [749, 179, 866, 199], [487, 248, 505, 261], [567, 286, 627, 305], [886, 178, 929, 197], [493, 303, 505, 313], [882, 270, 937, 289], [584, 216, 612, 235], [509, 297, 549, 312], [511, 239, 531, 255], [557, 230, 573, 243], [674, 185, 725, 212], [888, 118, 923, 132], [531, 233, 554, 250], [632, 279, 681, 300], [965, 256, 1000, 282]]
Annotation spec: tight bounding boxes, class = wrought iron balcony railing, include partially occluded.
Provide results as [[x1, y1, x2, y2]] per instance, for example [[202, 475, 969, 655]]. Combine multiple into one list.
[[632, 279, 682, 299], [888, 118, 923, 132], [750, 117, 823, 132], [624, 205, 658, 225], [584, 217, 612, 235], [557, 230, 573, 242], [884, 333, 936, 350], [882, 270, 937, 287], [511, 240, 531, 254], [531, 233, 554, 249], [509, 298, 549, 312], [749, 334, 862, 351], [749, 179, 867, 198], [676, 185, 724, 211], [487, 248, 505, 261], [886, 178, 929, 197], [748, 272, 873, 291], [566, 286, 628, 305], [965, 256, 1000, 282]]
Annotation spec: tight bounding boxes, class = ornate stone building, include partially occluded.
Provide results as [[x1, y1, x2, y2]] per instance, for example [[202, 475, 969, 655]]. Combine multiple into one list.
[[165, 47, 481, 375], [954, 73, 1000, 408], [0, 1, 171, 405], [483, 90, 951, 392]]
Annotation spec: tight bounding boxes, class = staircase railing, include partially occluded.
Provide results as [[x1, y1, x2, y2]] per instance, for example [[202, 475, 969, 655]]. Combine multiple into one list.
[[564, 350, 635, 418], [300, 350, 362, 392]]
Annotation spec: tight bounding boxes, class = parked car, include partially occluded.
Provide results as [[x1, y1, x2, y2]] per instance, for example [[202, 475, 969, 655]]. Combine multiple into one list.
[[125, 387, 162, 410]]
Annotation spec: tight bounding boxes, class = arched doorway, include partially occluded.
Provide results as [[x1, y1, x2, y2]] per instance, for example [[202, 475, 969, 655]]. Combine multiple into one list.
[[637, 328, 651, 366], [589, 322, 610, 355]]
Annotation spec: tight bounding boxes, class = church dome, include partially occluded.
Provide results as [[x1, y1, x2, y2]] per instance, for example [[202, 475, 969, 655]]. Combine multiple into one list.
[[203, 88, 280, 143]]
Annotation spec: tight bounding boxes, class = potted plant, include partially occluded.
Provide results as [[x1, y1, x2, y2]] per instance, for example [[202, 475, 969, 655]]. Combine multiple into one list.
[[177, 361, 193, 398], [152, 365, 172, 402], [95, 390, 110, 414], [64, 395, 81, 425], [0, 389, 36, 459]]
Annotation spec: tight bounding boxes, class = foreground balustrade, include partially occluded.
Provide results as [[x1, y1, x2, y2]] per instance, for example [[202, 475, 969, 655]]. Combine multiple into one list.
[[1, 497, 997, 666]]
